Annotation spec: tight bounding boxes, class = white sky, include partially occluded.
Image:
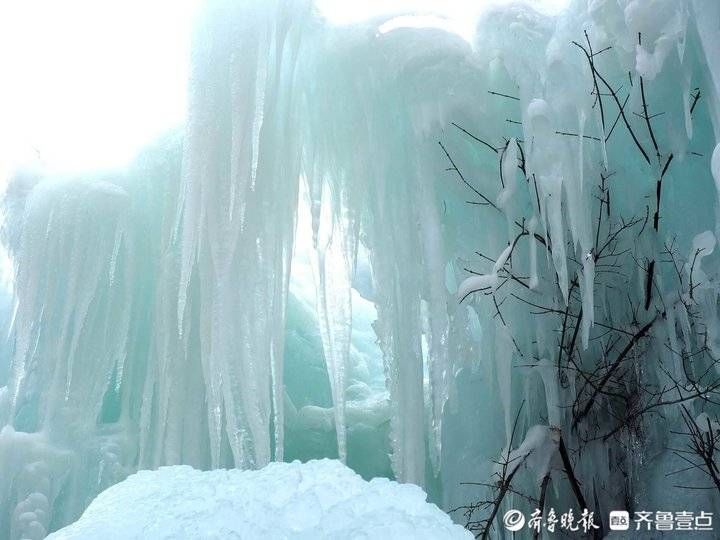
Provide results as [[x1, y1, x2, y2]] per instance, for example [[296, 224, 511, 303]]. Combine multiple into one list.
[[0, 0, 202, 178], [0, 0, 568, 179]]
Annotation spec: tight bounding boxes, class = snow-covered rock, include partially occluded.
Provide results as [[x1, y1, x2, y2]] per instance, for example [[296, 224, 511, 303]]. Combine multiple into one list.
[[48, 459, 471, 540]]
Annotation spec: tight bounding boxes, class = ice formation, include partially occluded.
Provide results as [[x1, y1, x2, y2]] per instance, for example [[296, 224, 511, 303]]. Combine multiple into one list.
[[1, 0, 720, 537], [47, 459, 471, 540]]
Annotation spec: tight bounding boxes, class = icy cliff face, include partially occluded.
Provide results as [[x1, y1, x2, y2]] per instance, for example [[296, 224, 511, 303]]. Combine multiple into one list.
[[1, 0, 720, 537]]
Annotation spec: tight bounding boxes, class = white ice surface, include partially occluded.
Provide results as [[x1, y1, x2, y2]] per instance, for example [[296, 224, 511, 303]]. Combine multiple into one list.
[[48, 459, 471, 540]]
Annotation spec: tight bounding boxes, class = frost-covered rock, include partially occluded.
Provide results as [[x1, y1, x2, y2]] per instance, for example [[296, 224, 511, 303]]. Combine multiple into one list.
[[48, 459, 471, 540]]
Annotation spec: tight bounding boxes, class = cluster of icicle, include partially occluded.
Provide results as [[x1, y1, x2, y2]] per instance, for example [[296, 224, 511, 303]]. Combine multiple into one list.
[[2, 0, 720, 537]]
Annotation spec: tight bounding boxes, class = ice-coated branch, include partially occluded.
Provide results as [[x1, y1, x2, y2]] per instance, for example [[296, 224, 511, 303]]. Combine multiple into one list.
[[452, 404, 531, 539], [558, 436, 589, 514], [533, 473, 552, 540], [637, 33, 661, 163], [669, 407, 720, 495], [572, 314, 657, 427], [555, 130, 602, 142], [690, 88, 702, 116], [439, 141, 500, 212], [572, 32, 651, 164], [451, 122, 498, 154], [584, 30, 607, 133], [488, 90, 520, 101], [645, 153, 675, 309], [453, 22, 713, 536]]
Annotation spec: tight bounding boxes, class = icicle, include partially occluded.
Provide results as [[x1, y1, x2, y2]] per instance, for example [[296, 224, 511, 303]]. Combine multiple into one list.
[[527, 217, 539, 289], [312, 189, 354, 463], [171, 0, 308, 469], [578, 109, 585, 195], [713, 144, 720, 238], [417, 162, 450, 476], [543, 173, 569, 303], [497, 137, 518, 210], [683, 69, 693, 140], [526, 99, 569, 302], [536, 358, 561, 427], [581, 256, 595, 349], [496, 325, 513, 446]]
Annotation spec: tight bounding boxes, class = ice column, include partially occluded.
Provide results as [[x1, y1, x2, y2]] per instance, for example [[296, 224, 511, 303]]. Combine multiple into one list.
[[311, 184, 356, 462], [175, 0, 308, 468]]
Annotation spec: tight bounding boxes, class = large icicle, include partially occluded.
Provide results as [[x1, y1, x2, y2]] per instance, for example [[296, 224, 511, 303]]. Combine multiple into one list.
[[297, 22, 477, 486], [174, 0, 308, 468], [417, 162, 451, 476], [5, 179, 130, 430], [312, 185, 356, 462]]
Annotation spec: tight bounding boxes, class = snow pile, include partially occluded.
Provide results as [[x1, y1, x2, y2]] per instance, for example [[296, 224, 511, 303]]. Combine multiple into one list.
[[48, 459, 471, 540]]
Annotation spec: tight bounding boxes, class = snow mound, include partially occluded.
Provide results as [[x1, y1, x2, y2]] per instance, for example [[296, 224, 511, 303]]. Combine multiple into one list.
[[48, 459, 470, 540]]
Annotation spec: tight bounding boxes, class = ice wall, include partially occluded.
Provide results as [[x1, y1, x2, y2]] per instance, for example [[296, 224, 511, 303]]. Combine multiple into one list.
[[168, 0, 308, 470], [441, 0, 720, 529], [1, 0, 720, 537], [298, 18, 481, 485], [0, 133, 183, 538]]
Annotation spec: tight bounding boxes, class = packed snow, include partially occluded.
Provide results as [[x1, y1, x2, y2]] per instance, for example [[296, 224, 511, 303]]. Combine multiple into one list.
[[48, 459, 471, 540]]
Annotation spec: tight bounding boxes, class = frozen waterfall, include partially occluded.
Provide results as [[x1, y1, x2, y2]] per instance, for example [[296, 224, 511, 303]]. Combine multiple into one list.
[[2, 0, 720, 538]]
